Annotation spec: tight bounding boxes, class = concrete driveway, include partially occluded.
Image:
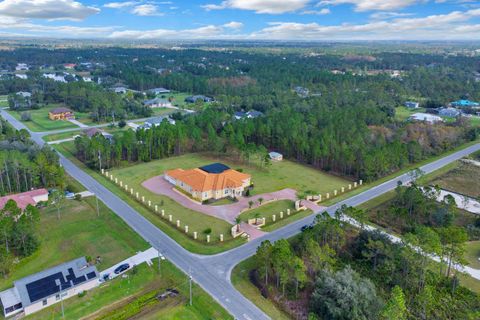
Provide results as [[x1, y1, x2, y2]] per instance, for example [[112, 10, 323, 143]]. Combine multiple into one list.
[[142, 175, 298, 223]]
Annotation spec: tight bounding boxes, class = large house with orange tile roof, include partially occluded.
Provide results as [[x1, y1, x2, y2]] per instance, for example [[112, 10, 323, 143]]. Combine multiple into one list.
[[164, 163, 251, 201]]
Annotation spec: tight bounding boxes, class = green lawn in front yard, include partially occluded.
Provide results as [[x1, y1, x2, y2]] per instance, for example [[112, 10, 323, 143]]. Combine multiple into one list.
[[7, 106, 90, 132], [465, 241, 480, 270], [395, 106, 426, 121], [25, 260, 232, 320], [53, 142, 245, 254], [238, 200, 313, 232], [0, 185, 148, 292]]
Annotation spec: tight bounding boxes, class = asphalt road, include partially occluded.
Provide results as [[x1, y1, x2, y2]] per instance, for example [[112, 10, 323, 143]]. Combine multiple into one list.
[[3, 108, 480, 320]]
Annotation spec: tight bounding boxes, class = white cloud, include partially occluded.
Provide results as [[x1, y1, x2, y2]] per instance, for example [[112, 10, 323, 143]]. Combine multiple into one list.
[[223, 21, 244, 29], [250, 8, 480, 40], [104, 1, 139, 9], [109, 24, 233, 39], [301, 8, 331, 15], [202, 0, 310, 14], [317, 0, 421, 12], [131, 4, 163, 16], [369, 11, 414, 20], [0, 0, 99, 21]]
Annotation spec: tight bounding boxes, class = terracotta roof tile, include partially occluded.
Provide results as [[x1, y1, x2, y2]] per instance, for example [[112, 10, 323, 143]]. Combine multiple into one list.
[[166, 168, 250, 192]]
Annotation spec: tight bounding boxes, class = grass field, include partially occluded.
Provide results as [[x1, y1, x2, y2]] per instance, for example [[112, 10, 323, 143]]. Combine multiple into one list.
[[8, 106, 91, 132], [465, 241, 480, 270], [25, 260, 232, 320], [430, 162, 480, 199], [238, 200, 313, 232], [231, 258, 291, 320], [395, 106, 426, 121], [53, 142, 245, 254], [0, 182, 148, 292]]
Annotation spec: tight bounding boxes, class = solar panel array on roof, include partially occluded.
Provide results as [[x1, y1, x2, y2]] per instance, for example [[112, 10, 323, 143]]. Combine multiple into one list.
[[25, 268, 87, 303], [86, 272, 97, 280], [199, 163, 230, 174]]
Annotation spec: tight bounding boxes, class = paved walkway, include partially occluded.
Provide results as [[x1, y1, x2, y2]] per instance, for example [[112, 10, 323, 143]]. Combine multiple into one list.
[[100, 247, 161, 280], [240, 223, 267, 240], [142, 175, 297, 223], [48, 137, 76, 144], [435, 189, 480, 214], [68, 118, 89, 128]]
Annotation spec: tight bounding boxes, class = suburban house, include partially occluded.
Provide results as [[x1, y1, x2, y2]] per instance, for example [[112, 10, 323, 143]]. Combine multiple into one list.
[[439, 107, 461, 118], [111, 86, 128, 94], [42, 73, 67, 83], [0, 257, 99, 318], [48, 107, 75, 120], [409, 113, 443, 124], [15, 63, 29, 71], [0, 189, 49, 210], [83, 128, 113, 141], [405, 101, 420, 109], [234, 110, 264, 120], [269, 151, 283, 161], [164, 163, 251, 201], [63, 63, 76, 69], [143, 98, 172, 108], [148, 87, 170, 95], [451, 99, 480, 108], [294, 86, 310, 97], [185, 95, 213, 103], [145, 116, 176, 127], [16, 91, 31, 98]]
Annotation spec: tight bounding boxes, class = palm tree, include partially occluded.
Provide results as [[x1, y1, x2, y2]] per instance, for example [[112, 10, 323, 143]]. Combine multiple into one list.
[[248, 200, 254, 209], [258, 197, 264, 206], [254, 212, 261, 225], [235, 217, 242, 232]]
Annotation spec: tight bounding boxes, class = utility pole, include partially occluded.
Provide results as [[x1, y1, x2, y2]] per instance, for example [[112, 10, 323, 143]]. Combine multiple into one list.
[[157, 250, 161, 274], [189, 268, 192, 306], [95, 193, 100, 217]]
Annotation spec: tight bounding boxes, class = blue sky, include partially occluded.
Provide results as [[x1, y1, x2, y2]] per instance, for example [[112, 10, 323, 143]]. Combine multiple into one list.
[[0, 0, 479, 40]]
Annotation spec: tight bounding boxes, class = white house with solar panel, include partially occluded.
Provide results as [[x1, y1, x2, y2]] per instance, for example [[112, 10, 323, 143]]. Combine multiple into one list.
[[0, 257, 99, 317]]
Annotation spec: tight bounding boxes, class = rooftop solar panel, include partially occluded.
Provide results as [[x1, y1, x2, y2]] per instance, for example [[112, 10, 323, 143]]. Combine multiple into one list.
[[199, 163, 230, 174]]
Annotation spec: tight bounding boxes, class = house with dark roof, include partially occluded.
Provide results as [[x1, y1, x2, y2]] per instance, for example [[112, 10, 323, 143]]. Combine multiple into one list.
[[184, 95, 213, 103], [438, 107, 461, 118], [0, 257, 99, 317], [82, 128, 113, 141], [405, 101, 420, 109], [148, 87, 170, 95], [144, 116, 176, 127], [143, 98, 172, 108]]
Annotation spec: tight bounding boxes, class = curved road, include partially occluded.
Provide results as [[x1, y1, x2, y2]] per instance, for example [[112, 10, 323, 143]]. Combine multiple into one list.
[[3, 108, 480, 320]]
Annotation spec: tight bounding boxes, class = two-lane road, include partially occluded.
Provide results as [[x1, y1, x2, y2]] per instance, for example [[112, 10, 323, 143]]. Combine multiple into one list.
[[3, 108, 480, 320]]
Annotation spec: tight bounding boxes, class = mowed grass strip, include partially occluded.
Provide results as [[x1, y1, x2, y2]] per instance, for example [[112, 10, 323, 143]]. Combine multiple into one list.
[[110, 153, 348, 197], [53, 142, 245, 254], [0, 189, 148, 292], [8, 106, 91, 132], [238, 200, 313, 232], [25, 260, 232, 320]]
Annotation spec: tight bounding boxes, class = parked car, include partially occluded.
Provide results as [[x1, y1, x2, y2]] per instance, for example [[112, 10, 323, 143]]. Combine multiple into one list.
[[114, 263, 130, 274]]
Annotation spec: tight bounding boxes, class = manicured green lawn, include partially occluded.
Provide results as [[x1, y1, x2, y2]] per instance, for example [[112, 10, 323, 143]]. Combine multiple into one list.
[[465, 241, 480, 269], [231, 258, 291, 320], [26, 260, 232, 320], [395, 106, 426, 121], [53, 142, 245, 254], [238, 200, 313, 232], [8, 106, 91, 132], [0, 189, 148, 292]]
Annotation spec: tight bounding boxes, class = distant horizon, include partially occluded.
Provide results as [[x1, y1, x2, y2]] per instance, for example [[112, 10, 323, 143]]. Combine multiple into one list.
[[0, 1, 479, 41]]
